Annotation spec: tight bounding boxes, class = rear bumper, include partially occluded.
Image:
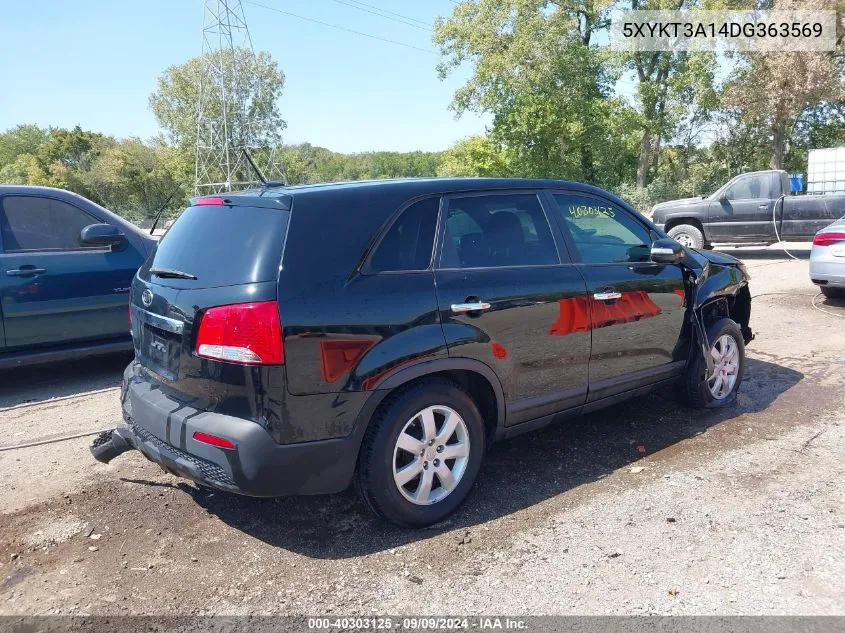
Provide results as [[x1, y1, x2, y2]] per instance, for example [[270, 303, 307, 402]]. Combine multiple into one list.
[[809, 257, 845, 287], [120, 367, 358, 497]]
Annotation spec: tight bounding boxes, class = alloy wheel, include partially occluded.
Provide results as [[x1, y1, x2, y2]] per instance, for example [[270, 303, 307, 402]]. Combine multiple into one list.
[[708, 333, 739, 399], [392, 405, 470, 505]]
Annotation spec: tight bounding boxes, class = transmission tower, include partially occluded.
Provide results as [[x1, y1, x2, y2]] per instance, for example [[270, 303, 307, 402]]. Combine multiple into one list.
[[195, 0, 286, 195]]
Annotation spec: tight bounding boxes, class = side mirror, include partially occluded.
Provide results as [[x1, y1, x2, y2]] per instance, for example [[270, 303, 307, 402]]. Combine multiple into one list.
[[80, 223, 124, 248], [651, 237, 684, 264], [719, 193, 729, 203]]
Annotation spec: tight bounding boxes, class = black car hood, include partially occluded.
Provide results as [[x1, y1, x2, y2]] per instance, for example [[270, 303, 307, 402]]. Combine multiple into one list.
[[688, 248, 743, 267], [680, 247, 749, 312]]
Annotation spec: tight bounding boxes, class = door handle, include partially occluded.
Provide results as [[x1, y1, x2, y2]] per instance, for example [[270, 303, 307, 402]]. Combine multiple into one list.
[[6, 268, 47, 277], [758, 204, 769, 209], [593, 291, 622, 301], [451, 301, 491, 313]]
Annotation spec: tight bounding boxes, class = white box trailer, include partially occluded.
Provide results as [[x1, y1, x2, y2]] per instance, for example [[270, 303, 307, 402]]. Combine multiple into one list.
[[807, 147, 845, 194]]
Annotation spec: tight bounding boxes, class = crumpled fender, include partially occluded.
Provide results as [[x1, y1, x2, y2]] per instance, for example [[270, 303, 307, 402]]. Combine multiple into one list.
[[690, 259, 748, 312], [683, 256, 752, 376]]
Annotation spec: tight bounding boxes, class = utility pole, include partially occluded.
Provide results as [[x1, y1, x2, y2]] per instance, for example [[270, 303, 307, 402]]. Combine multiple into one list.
[[195, 0, 286, 195]]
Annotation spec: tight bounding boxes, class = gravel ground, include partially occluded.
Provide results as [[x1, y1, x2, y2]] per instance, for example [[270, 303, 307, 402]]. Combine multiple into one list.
[[1, 249, 844, 616]]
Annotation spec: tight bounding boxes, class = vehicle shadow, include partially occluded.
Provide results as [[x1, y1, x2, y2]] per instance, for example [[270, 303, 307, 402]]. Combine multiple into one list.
[[818, 294, 845, 310], [0, 352, 132, 409], [187, 357, 803, 559]]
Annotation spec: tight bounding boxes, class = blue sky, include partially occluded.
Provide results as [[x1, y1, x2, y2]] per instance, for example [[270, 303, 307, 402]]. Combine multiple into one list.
[[0, 0, 489, 153]]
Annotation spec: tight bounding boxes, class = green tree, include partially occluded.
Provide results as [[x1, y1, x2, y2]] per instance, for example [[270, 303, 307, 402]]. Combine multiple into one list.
[[438, 135, 514, 176], [149, 48, 286, 151], [0, 153, 50, 186], [39, 125, 111, 170], [0, 124, 49, 167], [621, 0, 725, 187], [722, 0, 845, 169], [80, 139, 189, 222], [433, 0, 631, 186]]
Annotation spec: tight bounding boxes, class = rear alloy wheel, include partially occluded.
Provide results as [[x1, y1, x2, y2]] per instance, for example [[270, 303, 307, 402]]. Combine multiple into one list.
[[677, 317, 745, 409], [393, 405, 470, 506], [668, 224, 705, 250], [357, 378, 485, 527]]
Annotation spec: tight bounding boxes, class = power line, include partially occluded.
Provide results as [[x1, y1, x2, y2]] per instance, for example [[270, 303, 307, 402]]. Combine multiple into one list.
[[326, 0, 431, 30], [243, 0, 436, 54], [345, 0, 431, 27]]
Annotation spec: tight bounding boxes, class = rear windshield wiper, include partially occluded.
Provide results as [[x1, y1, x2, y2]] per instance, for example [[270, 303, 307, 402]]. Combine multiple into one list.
[[149, 267, 197, 280]]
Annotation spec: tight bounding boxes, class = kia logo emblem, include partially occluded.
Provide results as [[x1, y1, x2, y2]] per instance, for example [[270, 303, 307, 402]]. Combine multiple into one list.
[[141, 289, 154, 307]]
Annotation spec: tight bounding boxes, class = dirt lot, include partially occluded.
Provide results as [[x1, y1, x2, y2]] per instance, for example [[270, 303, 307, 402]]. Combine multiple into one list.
[[1, 248, 844, 616]]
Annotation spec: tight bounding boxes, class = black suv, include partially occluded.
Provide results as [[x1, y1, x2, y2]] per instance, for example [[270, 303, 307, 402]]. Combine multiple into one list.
[[94, 178, 753, 527]]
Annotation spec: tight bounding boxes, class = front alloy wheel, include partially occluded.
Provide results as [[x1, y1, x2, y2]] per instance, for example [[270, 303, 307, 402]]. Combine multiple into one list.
[[677, 317, 745, 409], [707, 334, 740, 400], [393, 405, 470, 505]]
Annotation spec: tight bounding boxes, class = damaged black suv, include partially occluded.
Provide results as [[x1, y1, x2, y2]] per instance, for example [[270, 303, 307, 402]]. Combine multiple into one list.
[[93, 178, 753, 527]]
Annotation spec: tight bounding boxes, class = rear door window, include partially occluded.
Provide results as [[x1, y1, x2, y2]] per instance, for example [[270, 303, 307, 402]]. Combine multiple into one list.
[[151, 204, 290, 287], [370, 197, 439, 272], [439, 193, 559, 268], [1, 196, 100, 252]]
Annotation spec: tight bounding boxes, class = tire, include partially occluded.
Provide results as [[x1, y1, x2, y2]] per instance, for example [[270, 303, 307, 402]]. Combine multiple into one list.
[[668, 224, 705, 250], [677, 317, 745, 409], [356, 378, 486, 527], [820, 286, 845, 300]]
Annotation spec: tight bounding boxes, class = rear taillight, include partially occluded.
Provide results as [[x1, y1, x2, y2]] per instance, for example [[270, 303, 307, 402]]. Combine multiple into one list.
[[813, 232, 845, 247], [195, 301, 283, 365]]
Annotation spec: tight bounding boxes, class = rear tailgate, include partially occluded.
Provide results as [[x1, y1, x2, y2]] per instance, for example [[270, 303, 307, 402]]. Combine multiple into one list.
[[130, 198, 290, 417]]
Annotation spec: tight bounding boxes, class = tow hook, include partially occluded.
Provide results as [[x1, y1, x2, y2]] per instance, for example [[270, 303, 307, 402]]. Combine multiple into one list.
[[90, 427, 134, 464]]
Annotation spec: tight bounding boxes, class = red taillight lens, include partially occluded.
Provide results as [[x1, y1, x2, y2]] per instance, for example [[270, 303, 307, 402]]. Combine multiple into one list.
[[195, 301, 283, 365], [813, 232, 845, 247], [193, 432, 235, 449], [194, 197, 228, 206]]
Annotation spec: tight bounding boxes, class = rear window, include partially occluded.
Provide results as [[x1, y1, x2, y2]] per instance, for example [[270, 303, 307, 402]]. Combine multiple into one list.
[[370, 196, 439, 272], [151, 204, 289, 288]]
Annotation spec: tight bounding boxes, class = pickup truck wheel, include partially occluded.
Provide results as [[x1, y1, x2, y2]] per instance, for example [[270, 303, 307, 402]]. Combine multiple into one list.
[[356, 378, 485, 527], [668, 224, 705, 250], [820, 286, 845, 299], [677, 317, 745, 409]]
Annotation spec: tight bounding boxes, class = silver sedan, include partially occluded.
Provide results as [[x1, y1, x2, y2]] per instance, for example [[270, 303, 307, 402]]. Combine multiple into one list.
[[810, 216, 845, 299]]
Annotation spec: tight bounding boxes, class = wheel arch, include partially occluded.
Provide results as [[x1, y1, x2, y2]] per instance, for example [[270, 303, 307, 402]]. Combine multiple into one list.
[[664, 216, 707, 238], [696, 284, 753, 345], [349, 357, 506, 452]]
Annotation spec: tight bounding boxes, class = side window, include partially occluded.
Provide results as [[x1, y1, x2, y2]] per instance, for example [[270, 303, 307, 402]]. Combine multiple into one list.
[[370, 196, 439, 272], [724, 175, 765, 200], [1, 196, 99, 252], [440, 194, 558, 268], [552, 194, 651, 264]]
